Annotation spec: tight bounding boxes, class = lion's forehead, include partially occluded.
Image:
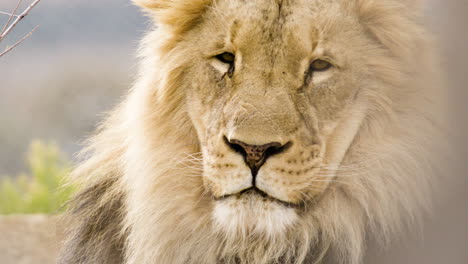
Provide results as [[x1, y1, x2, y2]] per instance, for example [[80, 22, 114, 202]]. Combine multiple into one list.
[[213, 0, 350, 35], [204, 0, 358, 68]]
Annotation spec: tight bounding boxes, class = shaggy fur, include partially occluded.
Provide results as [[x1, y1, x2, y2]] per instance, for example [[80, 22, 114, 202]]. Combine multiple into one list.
[[59, 0, 445, 263]]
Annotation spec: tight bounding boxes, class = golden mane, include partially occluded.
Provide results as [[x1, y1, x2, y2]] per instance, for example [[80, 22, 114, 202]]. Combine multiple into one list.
[[59, 1, 445, 263]]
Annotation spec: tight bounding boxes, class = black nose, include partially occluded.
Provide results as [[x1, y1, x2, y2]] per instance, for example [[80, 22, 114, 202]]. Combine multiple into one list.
[[224, 136, 291, 177]]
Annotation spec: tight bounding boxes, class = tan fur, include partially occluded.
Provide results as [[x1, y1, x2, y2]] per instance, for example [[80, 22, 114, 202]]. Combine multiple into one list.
[[59, 0, 445, 263]]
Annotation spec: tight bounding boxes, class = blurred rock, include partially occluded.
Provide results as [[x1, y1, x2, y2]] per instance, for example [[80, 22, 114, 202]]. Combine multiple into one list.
[[0, 215, 64, 264]]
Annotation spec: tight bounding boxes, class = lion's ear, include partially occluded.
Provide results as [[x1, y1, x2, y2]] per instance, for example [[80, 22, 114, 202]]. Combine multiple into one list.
[[397, 0, 427, 8], [133, 0, 212, 34], [133, 0, 170, 10], [356, 0, 425, 58], [390, 0, 430, 9]]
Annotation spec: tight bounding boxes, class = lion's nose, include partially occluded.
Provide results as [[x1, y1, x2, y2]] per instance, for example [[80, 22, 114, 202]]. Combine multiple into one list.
[[224, 136, 291, 177]]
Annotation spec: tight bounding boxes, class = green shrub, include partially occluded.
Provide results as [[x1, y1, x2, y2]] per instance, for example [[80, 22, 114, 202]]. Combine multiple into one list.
[[0, 141, 75, 214]]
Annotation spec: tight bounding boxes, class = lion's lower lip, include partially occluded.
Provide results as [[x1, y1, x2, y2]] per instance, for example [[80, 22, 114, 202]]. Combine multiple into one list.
[[214, 187, 298, 208]]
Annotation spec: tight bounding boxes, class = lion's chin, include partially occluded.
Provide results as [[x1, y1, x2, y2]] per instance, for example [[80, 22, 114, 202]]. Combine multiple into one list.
[[212, 192, 298, 236]]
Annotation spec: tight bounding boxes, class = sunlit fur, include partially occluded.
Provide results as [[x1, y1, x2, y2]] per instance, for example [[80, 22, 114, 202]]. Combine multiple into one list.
[[59, 0, 446, 263]]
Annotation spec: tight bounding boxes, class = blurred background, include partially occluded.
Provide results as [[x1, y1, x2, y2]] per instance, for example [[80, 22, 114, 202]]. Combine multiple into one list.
[[0, 0, 145, 175], [0, 0, 466, 263]]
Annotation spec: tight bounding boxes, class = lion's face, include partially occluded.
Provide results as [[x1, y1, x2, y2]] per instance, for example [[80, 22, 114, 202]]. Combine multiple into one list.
[[178, 0, 373, 233]]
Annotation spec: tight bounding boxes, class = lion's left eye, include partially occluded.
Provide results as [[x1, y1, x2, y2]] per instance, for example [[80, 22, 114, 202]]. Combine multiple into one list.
[[310, 59, 332, 72], [215, 52, 235, 64]]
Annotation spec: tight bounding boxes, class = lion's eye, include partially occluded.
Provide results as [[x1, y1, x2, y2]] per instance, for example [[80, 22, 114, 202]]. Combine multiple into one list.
[[215, 52, 235, 64], [214, 52, 236, 78], [310, 59, 332, 72]]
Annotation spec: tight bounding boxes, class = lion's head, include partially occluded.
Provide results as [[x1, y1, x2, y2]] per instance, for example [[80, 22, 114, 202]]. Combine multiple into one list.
[[179, 0, 376, 235], [60, 0, 444, 264]]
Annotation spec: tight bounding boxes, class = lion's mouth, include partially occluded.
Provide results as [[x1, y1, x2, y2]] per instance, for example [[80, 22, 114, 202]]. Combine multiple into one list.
[[214, 187, 299, 208]]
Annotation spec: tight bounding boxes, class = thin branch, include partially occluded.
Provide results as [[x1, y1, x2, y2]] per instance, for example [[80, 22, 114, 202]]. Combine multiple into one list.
[[0, 0, 23, 36], [0, 0, 41, 41], [0, 24, 38, 57], [0, 11, 20, 17], [0, 0, 42, 57]]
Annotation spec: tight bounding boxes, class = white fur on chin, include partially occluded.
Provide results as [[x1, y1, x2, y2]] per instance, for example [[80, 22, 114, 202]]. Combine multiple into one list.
[[213, 195, 298, 237]]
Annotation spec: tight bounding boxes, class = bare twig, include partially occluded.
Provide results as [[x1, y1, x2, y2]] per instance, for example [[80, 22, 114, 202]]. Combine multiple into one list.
[[0, 0, 22, 35], [0, 11, 20, 17], [0, 25, 38, 57], [0, 0, 41, 41], [0, 0, 41, 57]]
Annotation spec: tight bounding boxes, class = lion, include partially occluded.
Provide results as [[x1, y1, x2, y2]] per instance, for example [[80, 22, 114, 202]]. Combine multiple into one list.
[[58, 0, 445, 263]]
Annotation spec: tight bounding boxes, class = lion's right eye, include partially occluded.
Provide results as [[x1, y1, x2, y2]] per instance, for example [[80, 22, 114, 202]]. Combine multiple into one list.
[[214, 52, 235, 78], [215, 52, 235, 64], [310, 59, 332, 72]]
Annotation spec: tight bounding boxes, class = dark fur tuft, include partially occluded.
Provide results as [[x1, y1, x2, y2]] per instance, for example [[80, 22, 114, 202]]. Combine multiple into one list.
[[58, 177, 126, 264]]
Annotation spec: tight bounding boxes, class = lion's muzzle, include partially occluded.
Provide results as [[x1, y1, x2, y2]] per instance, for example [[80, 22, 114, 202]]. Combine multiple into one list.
[[223, 136, 292, 179]]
